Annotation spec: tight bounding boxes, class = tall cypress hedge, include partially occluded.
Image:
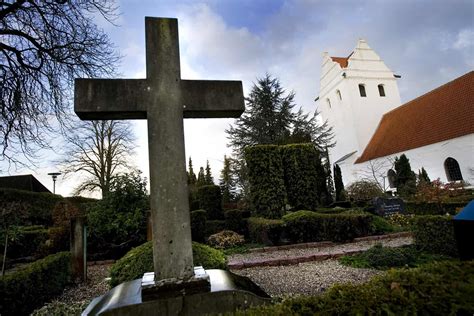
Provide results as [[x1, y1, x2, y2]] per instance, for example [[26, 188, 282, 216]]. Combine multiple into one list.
[[281, 144, 321, 210], [245, 145, 286, 219]]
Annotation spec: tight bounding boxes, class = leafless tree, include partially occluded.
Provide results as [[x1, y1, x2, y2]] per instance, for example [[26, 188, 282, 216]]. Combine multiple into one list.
[[60, 120, 136, 198], [357, 158, 395, 192], [0, 0, 120, 165]]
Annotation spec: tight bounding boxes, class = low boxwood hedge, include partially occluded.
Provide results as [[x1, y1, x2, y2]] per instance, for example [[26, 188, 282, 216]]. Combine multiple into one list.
[[406, 201, 466, 215], [239, 260, 474, 315], [282, 210, 372, 243], [109, 241, 227, 287], [0, 252, 71, 316], [413, 215, 458, 257], [247, 217, 284, 245]]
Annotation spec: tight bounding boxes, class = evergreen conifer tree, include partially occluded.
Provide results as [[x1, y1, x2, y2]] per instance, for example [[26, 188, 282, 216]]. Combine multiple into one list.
[[219, 155, 236, 204], [205, 160, 214, 185], [394, 154, 417, 197], [187, 157, 197, 185], [197, 167, 206, 187], [323, 149, 335, 203], [418, 167, 431, 184], [334, 164, 345, 201]]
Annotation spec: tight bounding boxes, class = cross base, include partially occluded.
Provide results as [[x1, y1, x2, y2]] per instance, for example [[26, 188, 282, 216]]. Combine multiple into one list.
[[141, 267, 210, 301]]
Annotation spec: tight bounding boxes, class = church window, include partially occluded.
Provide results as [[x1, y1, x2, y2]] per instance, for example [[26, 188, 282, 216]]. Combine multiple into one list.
[[336, 90, 342, 101], [444, 157, 463, 181], [378, 84, 386, 97], [327, 98, 331, 108], [387, 169, 396, 188], [359, 84, 367, 97]]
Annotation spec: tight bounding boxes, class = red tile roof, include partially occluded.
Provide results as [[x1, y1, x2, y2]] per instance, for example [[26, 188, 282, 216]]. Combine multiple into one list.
[[355, 71, 474, 164], [331, 52, 353, 68]]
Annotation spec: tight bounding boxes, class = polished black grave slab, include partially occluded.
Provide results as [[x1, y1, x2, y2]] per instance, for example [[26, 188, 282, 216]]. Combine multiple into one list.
[[82, 269, 271, 316]]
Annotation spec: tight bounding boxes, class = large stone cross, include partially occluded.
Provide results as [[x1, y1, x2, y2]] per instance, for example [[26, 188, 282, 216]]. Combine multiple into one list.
[[75, 17, 244, 281]]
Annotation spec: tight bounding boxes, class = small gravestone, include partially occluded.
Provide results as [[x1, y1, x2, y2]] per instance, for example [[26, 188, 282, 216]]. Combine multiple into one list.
[[76, 17, 269, 315], [453, 200, 474, 260], [373, 197, 405, 216]]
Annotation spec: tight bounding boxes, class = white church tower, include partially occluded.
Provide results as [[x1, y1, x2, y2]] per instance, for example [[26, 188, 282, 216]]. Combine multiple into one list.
[[318, 39, 401, 184]]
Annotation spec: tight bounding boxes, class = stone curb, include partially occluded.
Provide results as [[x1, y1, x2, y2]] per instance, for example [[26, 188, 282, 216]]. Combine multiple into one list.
[[228, 232, 413, 270]]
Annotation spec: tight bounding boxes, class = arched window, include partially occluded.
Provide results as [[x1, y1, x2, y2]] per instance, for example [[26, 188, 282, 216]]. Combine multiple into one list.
[[326, 98, 331, 108], [378, 84, 386, 97], [444, 157, 463, 181], [336, 89, 342, 101], [359, 84, 367, 97], [387, 169, 396, 188]]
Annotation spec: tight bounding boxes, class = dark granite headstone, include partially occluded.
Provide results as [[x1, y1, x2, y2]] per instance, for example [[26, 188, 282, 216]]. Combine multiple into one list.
[[453, 200, 474, 260], [373, 197, 405, 216]]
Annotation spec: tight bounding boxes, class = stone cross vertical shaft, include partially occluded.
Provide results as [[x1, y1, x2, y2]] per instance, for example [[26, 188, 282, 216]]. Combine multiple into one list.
[[74, 17, 244, 281]]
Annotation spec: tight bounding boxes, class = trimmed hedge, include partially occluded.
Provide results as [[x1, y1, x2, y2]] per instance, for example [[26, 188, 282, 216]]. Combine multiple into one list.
[[247, 217, 284, 245], [245, 145, 286, 219], [413, 215, 458, 257], [6, 226, 49, 259], [0, 252, 71, 316], [224, 209, 250, 236], [190, 210, 207, 242], [283, 210, 372, 243], [205, 220, 227, 237], [239, 260, 474, 315], [406, 201, 467, 215], [280, 143, 322, 210], [109, 241, 226, 287], [197, 185, 223, 219]]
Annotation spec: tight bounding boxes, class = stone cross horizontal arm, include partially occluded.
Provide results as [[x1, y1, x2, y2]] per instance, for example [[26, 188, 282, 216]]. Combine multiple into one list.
[[75, 79, 244, 120]]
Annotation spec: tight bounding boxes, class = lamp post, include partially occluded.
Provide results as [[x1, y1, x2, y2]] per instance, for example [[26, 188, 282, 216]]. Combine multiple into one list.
[[47, 172, 61, 194]]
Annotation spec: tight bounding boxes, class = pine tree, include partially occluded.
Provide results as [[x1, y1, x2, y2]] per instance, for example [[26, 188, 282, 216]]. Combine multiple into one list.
[[394, 154, 417, 197], [219, 155, 236, 204], [323, 149, 335, 204], [187, 157, 197, 185], [334, 164, 345, 201], [197, 167, 206, 187], [418, 167, 431, 184], [205, 161, 214, 185]]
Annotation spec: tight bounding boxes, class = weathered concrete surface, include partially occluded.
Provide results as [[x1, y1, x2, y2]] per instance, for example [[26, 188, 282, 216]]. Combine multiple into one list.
[[74, 17, 245, 282], [81, 269, 270, 316], [70, 217, 86, 282]]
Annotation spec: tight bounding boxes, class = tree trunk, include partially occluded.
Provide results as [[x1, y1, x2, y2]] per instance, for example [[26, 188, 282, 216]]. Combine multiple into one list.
[[2, 227, 8, 276]]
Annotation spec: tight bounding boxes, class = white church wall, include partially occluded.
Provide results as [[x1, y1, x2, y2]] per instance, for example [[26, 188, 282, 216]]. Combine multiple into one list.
[[350, 134, 474, 189]]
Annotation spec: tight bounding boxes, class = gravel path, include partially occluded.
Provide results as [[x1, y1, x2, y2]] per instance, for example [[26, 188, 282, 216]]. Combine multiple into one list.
[[229, 235, 412, 298], [229, 236, 413, 264], [232, 259, 383, 298]]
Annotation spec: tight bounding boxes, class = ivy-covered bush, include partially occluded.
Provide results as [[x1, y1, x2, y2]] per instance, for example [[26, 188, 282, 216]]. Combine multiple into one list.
[[224, 209, 250, 236], [239, 260, 474, 315], [413, 215, 458, 257], [197, 185, 223, 219], [0, 188, 63, 226], [190, 210, 207, 242], [109, 241, 226, 287], [247, 217, 284, 245], [207, 230, 245, 249], [0, 252, 71, 316], [87, 172, 149, 259], [283, 210, 372, 243], [280, 143, 323, 210], [245, 145, 286, 219]]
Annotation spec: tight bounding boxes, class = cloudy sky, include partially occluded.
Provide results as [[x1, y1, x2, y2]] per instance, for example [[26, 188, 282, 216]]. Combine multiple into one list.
[[4, 0, 473, 196]]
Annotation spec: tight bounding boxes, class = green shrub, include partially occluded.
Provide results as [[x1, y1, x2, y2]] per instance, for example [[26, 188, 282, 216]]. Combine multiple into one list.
[[247, 217, 284, 245], [197, 185, 223, 219], [205, 220, 227, 237], [224, 209, 250, 235], [370, 215, 397, 235], [109, 241, 226, 287], [190, 210, 207, 242], [339, 244, 450, 269], [6, 225, 49, 259], [240, 260, 474, 315], [0, 252, 71, 316], [280, 143, 324, 210], [314, 207, 347, 214], [207, 230, 245, 249], [405, 201, 466, 215], [245, 145, 286, 219], [283, 210, 372, 243], [0, 188, 63, 226], [346, 180, 383, 201], [87, 172, 148, 259], [413, 215, 458, 257]]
